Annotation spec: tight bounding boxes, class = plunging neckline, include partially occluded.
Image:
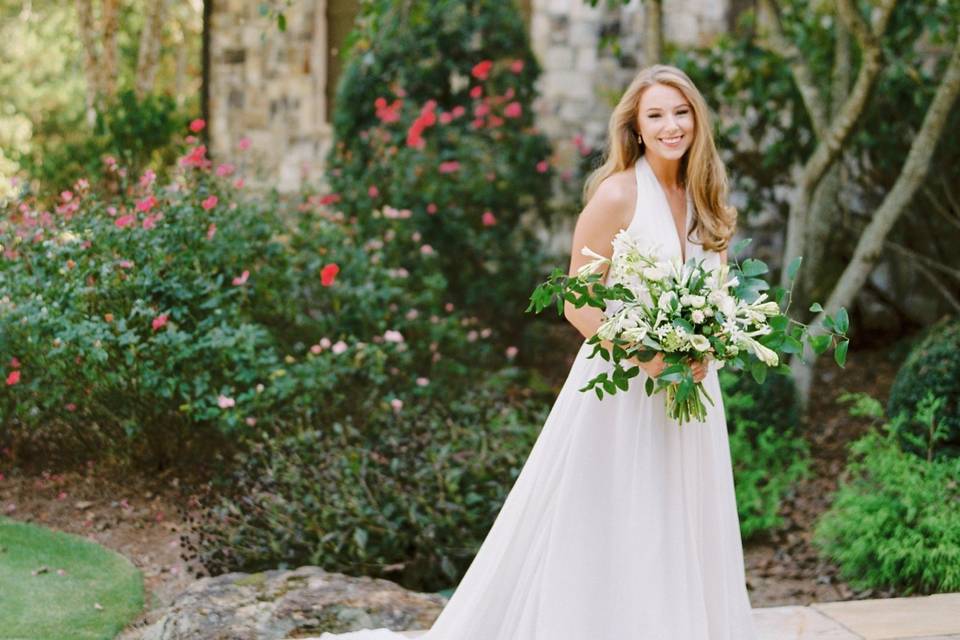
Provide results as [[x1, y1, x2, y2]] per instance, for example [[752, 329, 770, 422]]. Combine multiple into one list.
[[639, 156, 690, 263]]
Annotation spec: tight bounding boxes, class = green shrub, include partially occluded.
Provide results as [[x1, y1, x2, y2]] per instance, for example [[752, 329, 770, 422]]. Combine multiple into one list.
[[182, 371, 550, 592], [20, 90, 184, 200], [814, 393, 960, 593], [327, 0, 555, 329], [887, 318, 960, 458], [0, 137, 501, 467], [721, 369, 808, 538]]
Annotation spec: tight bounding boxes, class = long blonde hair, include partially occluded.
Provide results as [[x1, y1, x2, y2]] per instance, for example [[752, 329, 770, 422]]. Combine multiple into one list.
[[582, 64, 736, 252]]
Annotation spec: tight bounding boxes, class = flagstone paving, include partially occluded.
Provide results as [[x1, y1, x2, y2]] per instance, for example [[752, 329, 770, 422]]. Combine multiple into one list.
[[390, 593, 960, 639]]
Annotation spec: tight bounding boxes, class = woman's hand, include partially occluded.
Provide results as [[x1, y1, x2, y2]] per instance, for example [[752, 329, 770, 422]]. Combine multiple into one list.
[[626, 353, 708, 383]]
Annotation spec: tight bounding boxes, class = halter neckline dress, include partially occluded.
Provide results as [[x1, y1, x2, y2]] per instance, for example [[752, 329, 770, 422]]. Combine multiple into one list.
[[320, 154, 757, 640]]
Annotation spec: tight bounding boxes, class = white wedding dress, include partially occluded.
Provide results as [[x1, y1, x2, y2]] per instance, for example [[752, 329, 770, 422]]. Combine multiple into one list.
[[320, 155, 757, 640]]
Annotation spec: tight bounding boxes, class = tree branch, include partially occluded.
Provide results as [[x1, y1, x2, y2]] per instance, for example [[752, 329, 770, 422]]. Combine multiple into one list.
[[779, 0, 897, 287], [756, 0, 827, 138]]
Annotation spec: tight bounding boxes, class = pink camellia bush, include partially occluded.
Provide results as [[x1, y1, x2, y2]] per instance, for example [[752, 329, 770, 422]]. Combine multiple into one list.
[[327, 0, 555, 329], [0, 128, 503, 468]]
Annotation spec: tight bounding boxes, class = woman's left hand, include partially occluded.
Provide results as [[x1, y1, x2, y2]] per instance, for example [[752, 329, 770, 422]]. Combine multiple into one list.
[[689, 359, 708, 383]]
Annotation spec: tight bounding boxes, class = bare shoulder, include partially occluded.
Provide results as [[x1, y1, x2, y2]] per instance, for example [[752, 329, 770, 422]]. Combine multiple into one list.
[[579, 167, 636, 232]]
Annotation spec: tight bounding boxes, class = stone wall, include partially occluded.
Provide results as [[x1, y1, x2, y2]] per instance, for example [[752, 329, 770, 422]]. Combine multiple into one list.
[[208, 0, 732, 192]]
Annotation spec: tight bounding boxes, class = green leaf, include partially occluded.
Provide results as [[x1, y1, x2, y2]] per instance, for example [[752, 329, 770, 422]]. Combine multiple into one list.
[[732, 238, 752, 255], [835, 307, 849, 334], [751, 361, 768, 384], [644, 377, 655, 395], [810, 334, 832, 355], [740, 258, 769, 277], [277, 13, 287, 31], [353, 527, 368, 550], [834, 339, 849, 368], [786, 256, 802, 281], [809, 302, 823, 313]]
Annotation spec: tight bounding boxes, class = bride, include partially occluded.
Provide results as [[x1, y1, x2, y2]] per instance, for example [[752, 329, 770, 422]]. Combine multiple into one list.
[[321, 64, 757, 640]]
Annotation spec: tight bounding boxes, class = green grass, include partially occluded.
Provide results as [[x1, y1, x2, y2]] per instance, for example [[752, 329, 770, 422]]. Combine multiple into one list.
[[0, 517, 144, 640]]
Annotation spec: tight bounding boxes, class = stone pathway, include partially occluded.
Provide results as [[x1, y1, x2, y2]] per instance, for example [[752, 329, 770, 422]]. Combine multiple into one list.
[[393, 593, 960, 639]]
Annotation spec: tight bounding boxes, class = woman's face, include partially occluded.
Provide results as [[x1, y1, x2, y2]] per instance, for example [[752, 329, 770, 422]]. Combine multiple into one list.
[[636, 83, 695, 162]]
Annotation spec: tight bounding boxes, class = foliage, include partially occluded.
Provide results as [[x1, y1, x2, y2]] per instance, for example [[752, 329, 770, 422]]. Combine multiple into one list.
[[0, 516, 143, 639], [721, 369, 809, 538], [182, 372, 550, 592], [19, 90, 184, 199], [887, 318, 960, 459], [327, 0, 555, 329], [0, 134, 505, 468], [814, 393, 960, 594]]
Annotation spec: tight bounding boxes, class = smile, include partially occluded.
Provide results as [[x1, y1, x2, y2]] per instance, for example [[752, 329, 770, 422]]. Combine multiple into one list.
[[659, 134, 684, 146]]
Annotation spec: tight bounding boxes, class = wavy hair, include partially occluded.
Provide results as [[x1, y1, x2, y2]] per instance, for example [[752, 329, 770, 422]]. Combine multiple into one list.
[[582, 64, 736, 252]]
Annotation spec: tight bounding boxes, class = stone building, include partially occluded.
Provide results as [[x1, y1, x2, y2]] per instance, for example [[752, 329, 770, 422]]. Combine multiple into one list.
[[208, 0, 736, 192]]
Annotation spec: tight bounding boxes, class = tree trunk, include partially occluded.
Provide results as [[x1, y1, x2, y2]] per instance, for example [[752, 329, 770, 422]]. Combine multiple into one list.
[[644, 0, 663, 65], [136, 0, 168, 98], [201, 0, 212, 144], [792, 31, 960, 402], [75, 0, 99, 127], [101, 0, 120, 97]]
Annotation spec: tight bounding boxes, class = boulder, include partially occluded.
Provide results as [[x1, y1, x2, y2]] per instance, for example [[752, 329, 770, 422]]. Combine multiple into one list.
[[121, 566, 446, 640]]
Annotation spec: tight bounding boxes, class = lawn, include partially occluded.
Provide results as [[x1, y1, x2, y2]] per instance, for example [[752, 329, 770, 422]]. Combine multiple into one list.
[[0, 516, 143, 640]]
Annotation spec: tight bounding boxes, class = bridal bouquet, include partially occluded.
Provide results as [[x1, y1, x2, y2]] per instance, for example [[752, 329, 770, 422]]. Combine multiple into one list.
[[527, 234, 850, 424]]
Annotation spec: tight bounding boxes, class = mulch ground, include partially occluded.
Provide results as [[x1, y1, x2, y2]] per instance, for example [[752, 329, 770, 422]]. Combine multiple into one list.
[[0, 326, 905, 618]]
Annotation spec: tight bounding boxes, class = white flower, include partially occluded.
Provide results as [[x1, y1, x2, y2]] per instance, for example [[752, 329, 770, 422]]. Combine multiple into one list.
[[657, 291, 678, 313], [577, 245, 610, 277], [741, 336, 779, 366], [690, 334, 711, 351], [691, 309, 705, 324]]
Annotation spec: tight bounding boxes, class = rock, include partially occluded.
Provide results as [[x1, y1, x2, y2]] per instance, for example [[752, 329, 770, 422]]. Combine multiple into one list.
[[120, 566, 447, 640]]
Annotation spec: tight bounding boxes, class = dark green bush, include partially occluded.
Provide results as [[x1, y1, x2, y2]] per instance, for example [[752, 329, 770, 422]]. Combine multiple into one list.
[[183, 371, 550, 592], [814, 393, 960, 593], [887, 318, 960, 458], [327, 0, 555, 330], [721, 369, 808, 538]]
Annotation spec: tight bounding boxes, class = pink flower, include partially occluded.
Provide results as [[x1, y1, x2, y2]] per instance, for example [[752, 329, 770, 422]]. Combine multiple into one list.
[[201, 195, 218, 210], [139, 170, 156, 188], [439, 112, 453, 124], [420, 244, 435, 256], [217, 394, 235, 409], [536, 160, 549, 173], [216, 163, 235, 177], [245, 417, 257, 427], [234, 178, 245, 189], [142, 213, 161, 230], [206, 223, 217, 240], [319, 337, 332, 349], [151, 314, 168, 331], [471, 60, 493, 80], [469, 86, 483, 99], [232, 270, 250, 286], [426, 203, 438, 214], [383, 330, 405, 343], [136, 195, 157, 212], [474, 103, 491, 118], [189, 118, 206, 133], [488, 115, 504, 128], [390, 398, 404, 412], [331, 340, 348, 355], [481, 211, 497, 226], [114, 214, 136, 228], [310, 344, 323, 354], [180, 145, 209, 169], [438, 161, 461, 174], [238, 137, 251, 151], [5, 370, 20, 386], [510, 59, 524, 73], [504, 102, 522, 118], [321, 263, 340, 286], [60, 190, 73, 203], [9, 357, 20, 369], [65, 403, 77, 412], [117, 260, 134, 269], [452, 105, 466, 118], [368, 185, 379, 198], [506, 346, 519, 359], [445, 302, 454, 312], [416, 377, 430, 387]]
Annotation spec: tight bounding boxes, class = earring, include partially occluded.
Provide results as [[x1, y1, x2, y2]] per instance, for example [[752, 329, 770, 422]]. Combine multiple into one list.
[[637, 133, 643, 145]]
